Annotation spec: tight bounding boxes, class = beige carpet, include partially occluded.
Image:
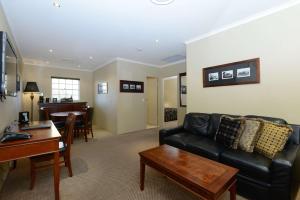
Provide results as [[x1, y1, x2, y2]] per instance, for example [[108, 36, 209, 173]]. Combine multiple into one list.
[[0, 129, 247, 200]]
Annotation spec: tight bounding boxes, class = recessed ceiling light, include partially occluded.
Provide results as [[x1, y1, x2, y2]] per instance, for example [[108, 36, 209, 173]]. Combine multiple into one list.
[[49, 49, 53, 53], [89, 56, 93, 60], [151, 0, 175, 5], [53, 0, 61, 8], [155, 39, 159, 43], [78, 65, 81, 68]]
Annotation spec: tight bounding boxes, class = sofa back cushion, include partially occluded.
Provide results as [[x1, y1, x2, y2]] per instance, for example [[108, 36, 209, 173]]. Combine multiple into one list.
[[183, 113, 210, 136], [288, 124, 300, 145], [245, 115, 287, 124]]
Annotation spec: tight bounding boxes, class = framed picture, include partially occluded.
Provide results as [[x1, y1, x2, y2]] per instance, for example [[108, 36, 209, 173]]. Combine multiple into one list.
[[203, 58, 260, 87], [98, 82, 108, 94], [52, 98, 58, 103], [45, 98, 50, 103], [179, 73, 187, 107], [120, 80, 144, 93], [19, 111, 29, 124]]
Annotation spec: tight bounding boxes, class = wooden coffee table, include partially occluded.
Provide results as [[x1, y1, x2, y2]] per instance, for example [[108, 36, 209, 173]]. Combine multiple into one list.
[[139, 145, 239, 200]]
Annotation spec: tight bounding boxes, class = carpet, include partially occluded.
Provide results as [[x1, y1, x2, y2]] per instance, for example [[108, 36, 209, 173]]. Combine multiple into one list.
[[0, 129, 247, 200]]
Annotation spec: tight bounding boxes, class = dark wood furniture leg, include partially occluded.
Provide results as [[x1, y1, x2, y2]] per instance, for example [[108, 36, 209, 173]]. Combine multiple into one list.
[[54, 151, 60, 200], [229, 181, 237, 200], [140, 158, 145, 191]]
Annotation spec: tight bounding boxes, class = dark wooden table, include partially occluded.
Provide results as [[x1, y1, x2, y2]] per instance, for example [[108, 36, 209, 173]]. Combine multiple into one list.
[[0, 121, 61, 200], [139, 145, 239, 200]]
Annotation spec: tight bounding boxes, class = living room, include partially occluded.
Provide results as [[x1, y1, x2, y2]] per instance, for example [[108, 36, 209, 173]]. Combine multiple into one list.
[[0, 0, 300, 200]]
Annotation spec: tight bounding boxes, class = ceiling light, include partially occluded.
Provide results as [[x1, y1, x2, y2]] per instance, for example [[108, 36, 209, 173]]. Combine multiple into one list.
[[89, 56, 93, 60], [78, 65, 81, 68], [151, 0, 175, 5], [49, 49, 53, 53], [155, 39, 159, 43], [53, 0, 61, 8]]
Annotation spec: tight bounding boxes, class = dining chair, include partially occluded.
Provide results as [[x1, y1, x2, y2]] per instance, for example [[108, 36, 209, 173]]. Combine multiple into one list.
[[43, 107, 65, 133], [29, 113, 76, 190], [74, 107, 94, 142]]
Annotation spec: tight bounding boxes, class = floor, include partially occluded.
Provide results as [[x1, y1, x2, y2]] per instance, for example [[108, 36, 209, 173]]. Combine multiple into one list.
[[0, 129, 248, 200]]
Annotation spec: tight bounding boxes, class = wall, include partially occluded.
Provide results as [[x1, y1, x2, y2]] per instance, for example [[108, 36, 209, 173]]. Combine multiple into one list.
[[160, 62, 187, 125], [117, 60, 159, 134], [0, 3, 23, 190], [22, 64, 94, 120], [93, 61, 118, 134], [186, 4, 300, 124], [146, 77, 158, 126], [164, 77, 177, 108]]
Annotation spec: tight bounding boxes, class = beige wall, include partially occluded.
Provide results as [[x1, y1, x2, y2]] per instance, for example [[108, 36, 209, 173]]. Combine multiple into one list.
[[117, 60, 159, 134], [93, 61, 118, 134], [160, 62, 187, 125], [164, 78, 177, 108], [146, 77, 158, 126], [187, 4, 300, 124], [0, 3, 23, 190], [22, 65, 94, 121]]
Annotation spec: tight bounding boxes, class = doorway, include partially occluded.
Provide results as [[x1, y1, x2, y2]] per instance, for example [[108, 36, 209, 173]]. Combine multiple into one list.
[[146, 77, 158, 129], [163, 76, 178, 128]]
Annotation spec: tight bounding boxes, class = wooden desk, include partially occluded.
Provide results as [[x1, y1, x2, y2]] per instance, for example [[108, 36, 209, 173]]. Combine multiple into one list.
[[0, 121, 61, 200]]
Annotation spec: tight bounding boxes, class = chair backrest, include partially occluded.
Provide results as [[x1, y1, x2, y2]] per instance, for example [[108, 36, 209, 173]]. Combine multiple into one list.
[[87, 107, 94, 126], [42, 107, 50, 120], [63, 113, 76, 153]]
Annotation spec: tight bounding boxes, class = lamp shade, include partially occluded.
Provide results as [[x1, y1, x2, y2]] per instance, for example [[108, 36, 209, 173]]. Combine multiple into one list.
[[24, 82, 40, 93]]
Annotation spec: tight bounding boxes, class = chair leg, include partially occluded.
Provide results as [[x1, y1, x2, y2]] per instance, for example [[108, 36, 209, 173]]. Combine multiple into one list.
[[84, 128, 88, 142], [66, 156, 73, 177], [91, 128, 94, 138], [30, 160, 36, 190]]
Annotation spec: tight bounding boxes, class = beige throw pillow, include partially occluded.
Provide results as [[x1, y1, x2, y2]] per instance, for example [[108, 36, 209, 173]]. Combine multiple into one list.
[[255, 120, 293, 159], [238, 119, 261, 152]]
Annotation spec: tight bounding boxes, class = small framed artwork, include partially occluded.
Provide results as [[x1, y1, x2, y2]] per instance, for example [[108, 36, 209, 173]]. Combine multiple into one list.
[[52, 98, 58, 103], [179, 73, 187, 107], [45, 98, 50, 103], [19, 111, 29, 124], [203, 58, 260, 87], [120, 80, 144, 93], [98, 82, 108, 94]]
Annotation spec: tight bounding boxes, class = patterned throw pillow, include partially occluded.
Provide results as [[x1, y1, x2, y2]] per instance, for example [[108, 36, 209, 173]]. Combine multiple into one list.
[[255, 120, 293, 159], [215, 116, 245, 149], [238, 119, 261, 152]]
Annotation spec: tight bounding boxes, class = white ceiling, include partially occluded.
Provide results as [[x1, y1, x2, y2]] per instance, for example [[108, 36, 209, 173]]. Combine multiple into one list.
[[1, 0, 299, 71]]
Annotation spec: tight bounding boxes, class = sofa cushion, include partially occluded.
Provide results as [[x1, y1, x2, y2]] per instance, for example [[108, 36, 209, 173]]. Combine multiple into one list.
[[215, 116, 245, 149], [220, 149, 272, 183], [186, 137, 225, 161], [163, 132, 201, 149], [183, 113, 210, 136], [245, 115, 287, 124], [255, 121, 293, 159]]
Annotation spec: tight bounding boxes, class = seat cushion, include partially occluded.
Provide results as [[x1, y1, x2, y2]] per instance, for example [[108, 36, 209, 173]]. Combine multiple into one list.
[[163, 132, 201, 149], [220, 149, 272, 183], [183, 113, 210, 136], [186, 137, 225, 161]]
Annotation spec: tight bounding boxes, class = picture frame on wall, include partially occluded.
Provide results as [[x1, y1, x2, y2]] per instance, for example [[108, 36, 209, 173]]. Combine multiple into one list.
[[203, 58, 260, 87], [120, 80, 144, 93], [98, 82, 108, 94], [179, 73, 187, 107]]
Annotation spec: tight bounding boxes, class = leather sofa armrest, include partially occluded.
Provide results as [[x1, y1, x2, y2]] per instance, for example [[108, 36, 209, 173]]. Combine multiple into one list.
[[159, 125, 184, 145], [271, 143, 300, 185]]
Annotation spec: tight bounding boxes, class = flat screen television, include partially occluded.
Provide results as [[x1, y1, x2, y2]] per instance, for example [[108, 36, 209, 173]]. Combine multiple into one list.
[[0, 31, 17, 100]]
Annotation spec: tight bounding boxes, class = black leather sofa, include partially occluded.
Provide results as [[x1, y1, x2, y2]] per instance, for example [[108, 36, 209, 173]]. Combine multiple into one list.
[[159, 113, 300, 200]]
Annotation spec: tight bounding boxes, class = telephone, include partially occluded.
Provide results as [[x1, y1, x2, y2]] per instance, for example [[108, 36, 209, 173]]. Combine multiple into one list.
[[0, 132, 31, 143]]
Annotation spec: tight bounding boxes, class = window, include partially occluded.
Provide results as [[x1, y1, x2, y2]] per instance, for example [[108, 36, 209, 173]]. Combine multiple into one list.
[[51, 77, 80, 100]]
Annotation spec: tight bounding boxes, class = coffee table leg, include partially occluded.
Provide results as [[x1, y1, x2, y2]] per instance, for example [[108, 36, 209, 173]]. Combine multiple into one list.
[[229, 181, 237, 200], [140, 158, 145, 191]]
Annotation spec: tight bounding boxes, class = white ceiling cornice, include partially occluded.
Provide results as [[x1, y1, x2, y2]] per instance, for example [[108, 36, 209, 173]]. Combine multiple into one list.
[[93, 58, 118, 71], [160, 59, 186, 68], [23, 58, 93, 72], [185, 0, 300, 45]]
